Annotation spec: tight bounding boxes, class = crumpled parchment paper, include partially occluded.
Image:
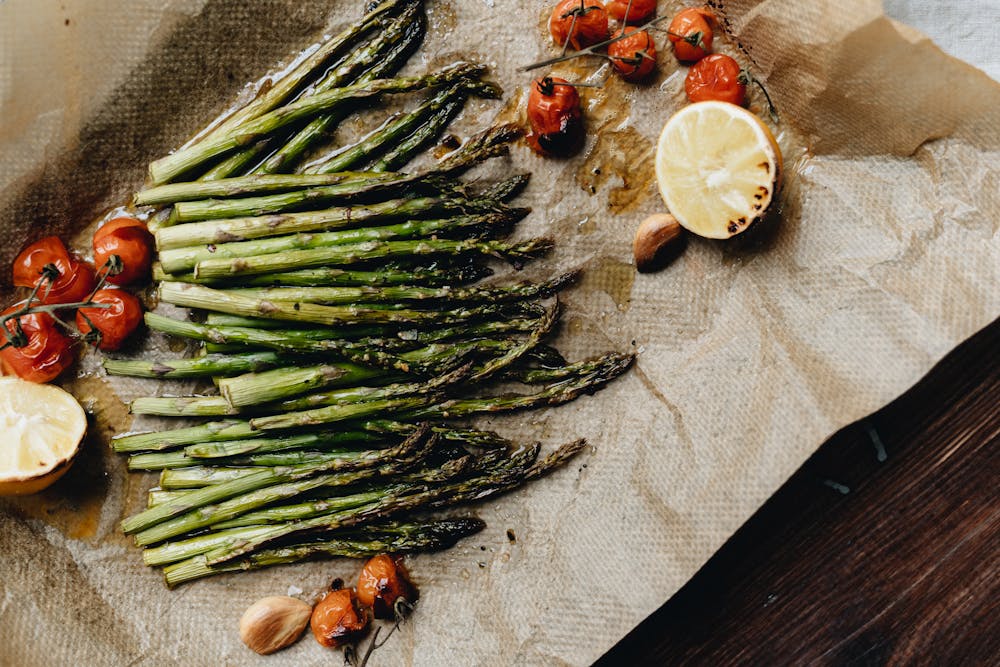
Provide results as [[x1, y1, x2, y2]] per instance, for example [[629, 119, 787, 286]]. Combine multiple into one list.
[[1, 1, 998, 665]]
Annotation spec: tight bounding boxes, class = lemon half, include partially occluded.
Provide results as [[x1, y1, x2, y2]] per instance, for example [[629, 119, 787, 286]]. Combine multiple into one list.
[[0, 377, 87, 496], [655, 101, 782, 239]]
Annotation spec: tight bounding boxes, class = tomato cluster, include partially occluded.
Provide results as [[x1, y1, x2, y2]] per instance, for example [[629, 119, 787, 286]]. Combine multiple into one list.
[[310, 555, 416, 649], [528, 4, 758, 157], [1, 217, 153, 383]]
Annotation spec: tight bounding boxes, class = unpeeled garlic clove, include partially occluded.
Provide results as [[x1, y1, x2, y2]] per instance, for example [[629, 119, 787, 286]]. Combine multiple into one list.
[[633, 213, 684, 273], [239, 595, 312, 655]]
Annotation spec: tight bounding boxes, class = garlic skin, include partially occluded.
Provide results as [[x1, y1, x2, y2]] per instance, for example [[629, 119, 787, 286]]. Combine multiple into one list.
[[239, 596, 312, 655], [633, 213, 684, 273]]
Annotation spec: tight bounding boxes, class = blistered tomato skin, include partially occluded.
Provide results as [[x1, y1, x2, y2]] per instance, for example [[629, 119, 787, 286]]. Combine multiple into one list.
[[93, 217, 154, 287], [608, 28, 658, 82], [357, 554, 418, 619], [685, 53, 747, 105], [0, 307, 74, 383], [527, 76, 584, 156], [12, 236, 97, 306], [310, 588, 370, 649], [76, 289, 143, 351], [667, 7, 714, 62], [606, 0, 656, 24], [549, 0, 610, 50]]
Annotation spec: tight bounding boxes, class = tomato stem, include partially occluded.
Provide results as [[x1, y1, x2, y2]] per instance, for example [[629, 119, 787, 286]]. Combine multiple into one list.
[[739, 68, 779, 122], [522, 14, 671, 71]]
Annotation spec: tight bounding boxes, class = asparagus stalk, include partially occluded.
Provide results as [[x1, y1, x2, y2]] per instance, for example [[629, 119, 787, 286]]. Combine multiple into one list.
[[157, 211, 518, 272], [255, 2, 427, 175], [213, 271, 575, 307], [159, 278, 553, 325], [148, 63, 487, 185], [144, 313, 393, 350], [370, 93, 467, 173], [155, 260, 492, 288], [205, 1, 426, 180], [102, 351, 299, 379], [144, 525, 278, 566], [154, 195, 502, 249], [121, 425, 432, 535], [162, 518, 485, 587], [136, 172, 399, 206], [200, 438, 580, 566], [220, 358, 467, 409], [170, 173, 460, 223], [194, 0, 414, 144], [408, 352, 636, 419], [112, 353, 631, 453], [191, 237, 553, 280], [129, 447, 364, 471], [478, 173, 532, 202], [308, 80, 499, 174]]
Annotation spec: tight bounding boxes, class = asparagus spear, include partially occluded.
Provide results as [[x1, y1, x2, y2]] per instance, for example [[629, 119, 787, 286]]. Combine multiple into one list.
[[370, 94, 466, 173], [129, 447, 368, 471], [137, 172, 400, 206], [154, 195, 503, 250], [148, 63, 487, 185], [200, 438, 582, 567], [308, 80, 499, 174], [162, 518, 485, 587], [102, 351, 302, 379], [170, 173, 461, 223], [255, 2, 427, 175], [155, 259, 492, 288], [120, 425, 432, 535], [144, 312, 394, 350], [157, 211, 519, 272], [213, 271, 575, 307], [206, 1, 426, 180], [194, 0, 415, 144], [191, 237, 553, 280], [159, 277, 553, 324], [111, 353, 631, 453]]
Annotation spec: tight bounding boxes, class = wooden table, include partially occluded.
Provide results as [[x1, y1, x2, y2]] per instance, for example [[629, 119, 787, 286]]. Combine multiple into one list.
[[596, 317, 999, 664]]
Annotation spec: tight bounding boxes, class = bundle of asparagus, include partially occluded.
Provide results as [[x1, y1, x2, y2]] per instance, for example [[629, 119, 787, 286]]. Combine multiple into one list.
[[111, 0, 633, 587]]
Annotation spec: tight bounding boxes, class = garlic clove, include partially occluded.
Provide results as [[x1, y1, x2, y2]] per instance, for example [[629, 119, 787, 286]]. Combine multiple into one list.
[[633, 213, 685, 273], [239, 595, 312, 655]]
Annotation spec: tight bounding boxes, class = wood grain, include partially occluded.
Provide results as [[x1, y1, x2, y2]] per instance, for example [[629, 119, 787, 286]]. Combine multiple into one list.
[[597, 317, 1000, 665]]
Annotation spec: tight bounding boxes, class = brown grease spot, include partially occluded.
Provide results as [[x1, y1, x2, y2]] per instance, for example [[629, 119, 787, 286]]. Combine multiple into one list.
[[577, 126, 655, 214], [579, 257, 635, 312]]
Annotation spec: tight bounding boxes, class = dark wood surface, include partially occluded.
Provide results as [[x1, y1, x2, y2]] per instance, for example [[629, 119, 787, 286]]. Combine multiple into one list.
[[597, 317, 1000, 666]]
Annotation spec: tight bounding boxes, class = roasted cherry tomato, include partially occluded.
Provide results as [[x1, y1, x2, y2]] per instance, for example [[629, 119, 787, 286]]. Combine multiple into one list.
[[549, 0, 609, 50], [608, 28, 658, 82], [310, 587, 370, 649], [667, 7, 714, 62], [12, 236, 97, 306], [93, 217, 154, 287], [526, 76, 584, 156], [75, 289, 143, 352], [357, 554, 418, 619], [606, 0, 656, 24], [685, 53, 746, 105], [0, 307, 74, 383]]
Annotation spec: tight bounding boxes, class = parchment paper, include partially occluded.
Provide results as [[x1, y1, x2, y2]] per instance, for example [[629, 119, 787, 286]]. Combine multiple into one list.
[[1, 1, 998, 665]]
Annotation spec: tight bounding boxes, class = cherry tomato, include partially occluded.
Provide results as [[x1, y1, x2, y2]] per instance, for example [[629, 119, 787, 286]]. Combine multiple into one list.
[[0, 307, 74, 383], [93, 217, 154, 287], [606, 0, 657, 24], [608, 28, 658, 82], [526, 76, 584, 156], [12, 236, 97, 306], [310, 587, 370, 649], [549, 0, 609, 50], [667, 7, 714, 62], [357, 554, 417, 619], [75, 289, 143, 352], [685, 53, 746, 105]]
